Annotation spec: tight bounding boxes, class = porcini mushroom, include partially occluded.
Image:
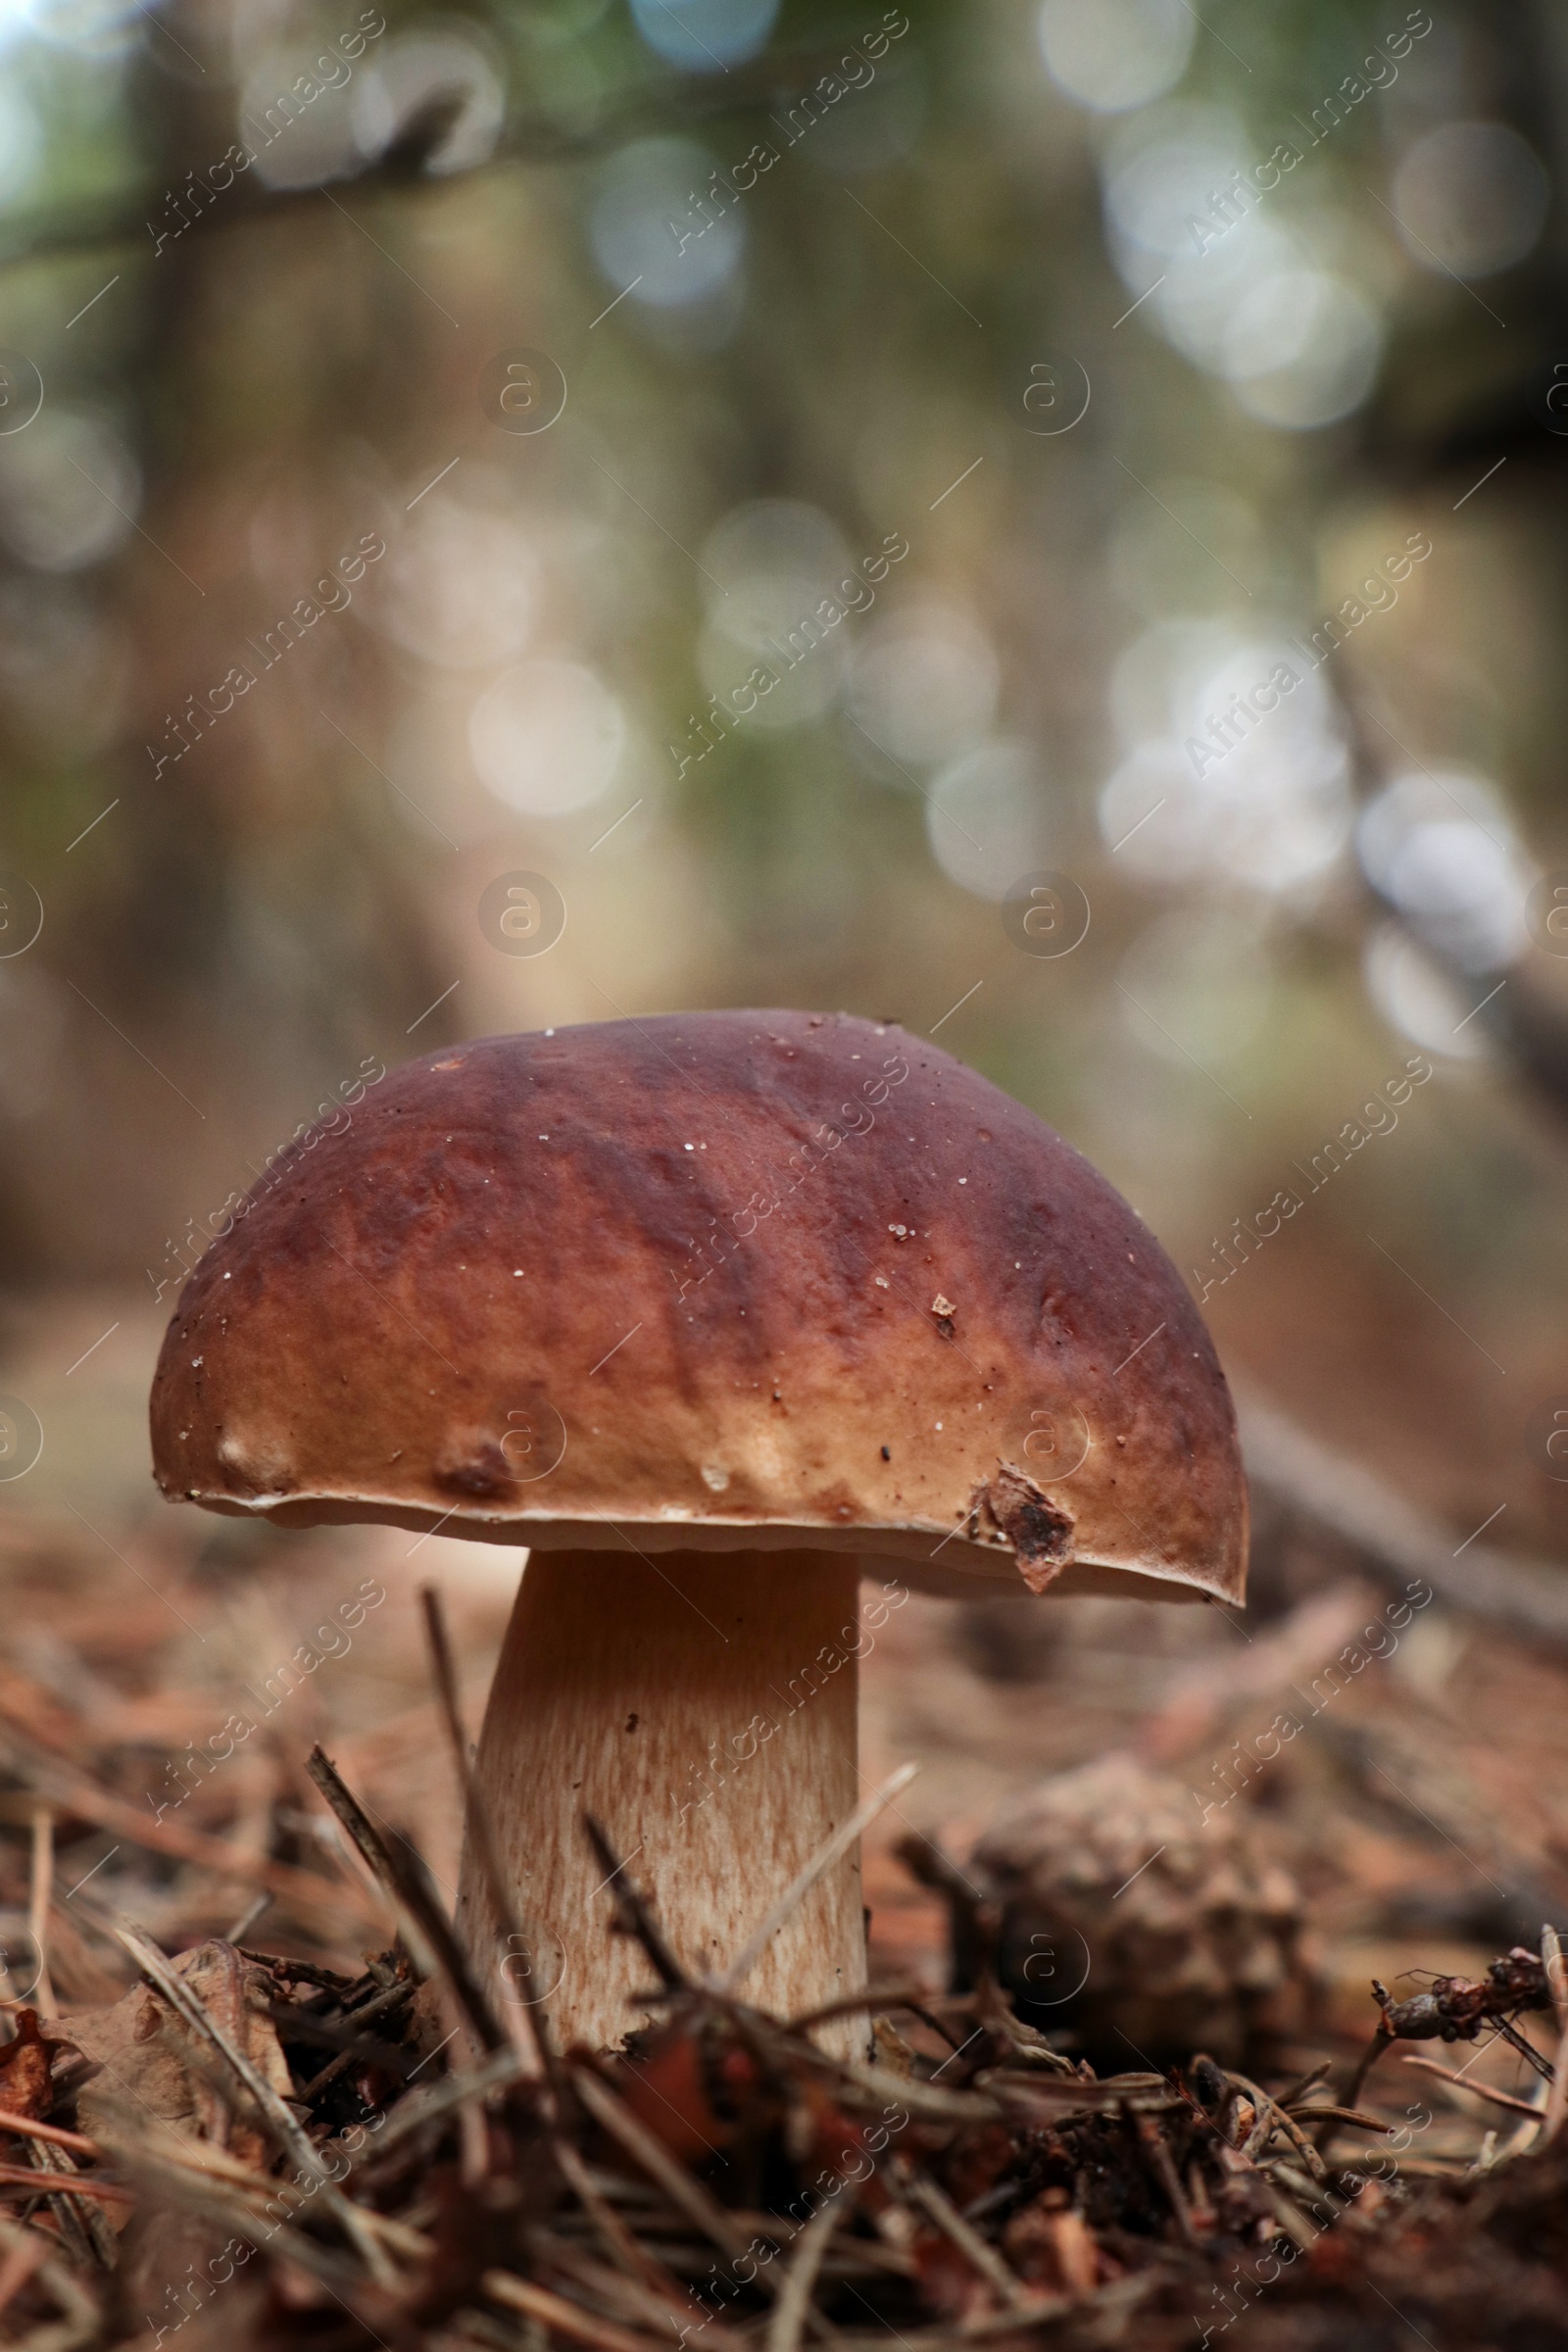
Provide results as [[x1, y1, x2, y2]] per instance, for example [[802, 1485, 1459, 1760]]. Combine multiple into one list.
[[150, 1010, 1246, 2055]]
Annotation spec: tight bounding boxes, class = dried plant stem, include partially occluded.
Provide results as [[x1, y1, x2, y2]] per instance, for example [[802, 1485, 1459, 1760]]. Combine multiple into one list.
[[359, 2044, 524, 2160], [766, 2192, 841, 2352], [906, 2171, 1028, 2307], [0, 2165, 128, 2204], [581, 1819, 688, 1996], [551, 2131, 687, 2303], [788, 1982, 928, 2032], [294, 1977, 415, 2101], [0, 2113, 98, 2158], [1135, 2113, 1199, 2246], [1542, 1925, 1568, 2145], [15, 2132, 117, 2270], [420, 1585, 558, 2082], [0, 1733, 379, 1930], [1400, 2056, 1545, 2119], [110, 2142, 376, 2294], [486, 2268, 668, 2352], [0, 2213, 96, 2341], [723, 1762, 918, 1997], [537, 2237, 748, 2350], [1228, 2071, 1328, 2182], [26, 1809, 54, 2021], [306, 1742, 506, 2054], [571, 2065, 751, 2264]]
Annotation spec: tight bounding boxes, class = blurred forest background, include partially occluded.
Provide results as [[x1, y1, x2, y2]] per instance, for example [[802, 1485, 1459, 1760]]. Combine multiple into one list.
[[5, 0, 1568, 2052], [5, 0, 1568, 1547]]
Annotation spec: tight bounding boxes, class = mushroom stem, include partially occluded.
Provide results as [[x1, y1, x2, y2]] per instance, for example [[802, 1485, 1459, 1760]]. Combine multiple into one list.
[[457, 1548, 868, 2058]]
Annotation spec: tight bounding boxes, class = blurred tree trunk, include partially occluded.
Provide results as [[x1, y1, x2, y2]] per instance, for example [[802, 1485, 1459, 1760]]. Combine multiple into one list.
[[1, 9, 445, 1285]]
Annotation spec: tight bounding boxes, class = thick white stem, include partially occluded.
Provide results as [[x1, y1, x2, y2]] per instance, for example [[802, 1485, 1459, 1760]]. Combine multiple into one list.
[[457, 1548, 867, 2058]]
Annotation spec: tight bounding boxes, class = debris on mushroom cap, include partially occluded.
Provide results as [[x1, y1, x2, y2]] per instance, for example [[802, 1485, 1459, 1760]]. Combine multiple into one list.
[[967, 1463, 1074, 1593], [148, 1009, 1247, 1607]]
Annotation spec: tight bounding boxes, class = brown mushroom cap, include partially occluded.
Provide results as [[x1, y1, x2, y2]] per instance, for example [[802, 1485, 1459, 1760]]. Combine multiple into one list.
[[150, 1010, 1247, 1605]]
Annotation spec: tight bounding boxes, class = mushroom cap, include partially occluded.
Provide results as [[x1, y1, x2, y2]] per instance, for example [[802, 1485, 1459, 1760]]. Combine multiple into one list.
[[150, 1012, 1247, 1604]]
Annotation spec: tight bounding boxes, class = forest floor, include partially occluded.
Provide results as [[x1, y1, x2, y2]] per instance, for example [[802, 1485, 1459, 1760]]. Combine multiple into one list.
[[0, 1292, 1565, 2347]]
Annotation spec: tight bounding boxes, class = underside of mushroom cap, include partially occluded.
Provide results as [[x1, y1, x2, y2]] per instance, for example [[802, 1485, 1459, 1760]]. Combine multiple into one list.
[[150, 1010, 1248, 1606]]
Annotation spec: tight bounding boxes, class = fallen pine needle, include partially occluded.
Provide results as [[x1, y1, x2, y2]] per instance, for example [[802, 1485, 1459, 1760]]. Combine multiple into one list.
[[0, 2166, 131, 2204], [0, 2112, 99, 2158], [1400, 2054, 1547, 2119], [485, 2268, 669, 2352]]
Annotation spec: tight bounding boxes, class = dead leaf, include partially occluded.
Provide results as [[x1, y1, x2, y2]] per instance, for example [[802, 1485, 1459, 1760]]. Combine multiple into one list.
[[67, 1941, 293, 2163], [0, 2011, 53, 2122]]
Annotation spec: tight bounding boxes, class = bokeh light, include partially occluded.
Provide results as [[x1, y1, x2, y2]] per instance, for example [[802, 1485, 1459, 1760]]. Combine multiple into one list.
[[925, 739, 1051, 901], [1100, 626, 1352, 895], [1363, 921, 1493, 1062], [1038, 0, 1194, 114], [1221, 269, 1384, 431], [26, 0, 142, 55], [0, 82, 41, 203], [360, 494, 539, 671], [469, 658, 625, 817], [0, 409, 139, 571], [1102, 101, 1248, 270], [1357, 770, 1529, 973], [1101, 105, 1386, 430], [628, 0, 777, 75], [590, 136, 745, 308], [1391, 122, 1550, 280], [847, 599, 999, 768], [242, 49, 362, 190], [352, 30, 507, 176]]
